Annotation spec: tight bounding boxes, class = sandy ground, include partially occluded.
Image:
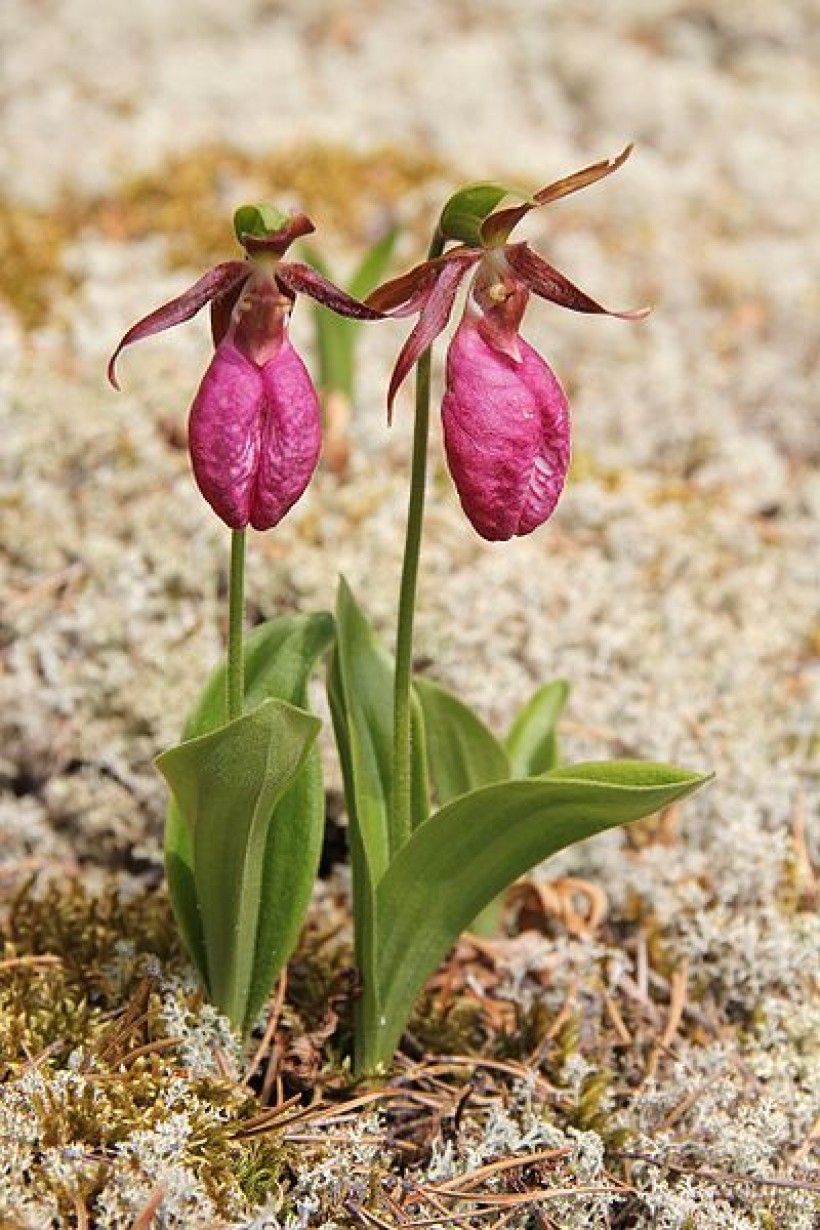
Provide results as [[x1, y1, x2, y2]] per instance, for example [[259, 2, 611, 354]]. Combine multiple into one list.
[[1, 1, 818, 1226]]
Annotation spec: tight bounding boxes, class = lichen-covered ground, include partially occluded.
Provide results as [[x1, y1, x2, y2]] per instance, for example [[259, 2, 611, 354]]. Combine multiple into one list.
[[1, 2, 818, 1226]]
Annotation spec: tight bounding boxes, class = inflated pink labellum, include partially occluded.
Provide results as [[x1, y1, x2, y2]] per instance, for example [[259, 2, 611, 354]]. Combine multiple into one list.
[[188, 336, 321, 531], [108, 210, 383, 531], [442, 318, 570, 540]]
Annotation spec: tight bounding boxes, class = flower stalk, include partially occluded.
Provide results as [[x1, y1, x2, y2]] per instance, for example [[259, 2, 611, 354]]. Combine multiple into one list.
[[391, 228, 444, 854], [227, 528, 246, 722]]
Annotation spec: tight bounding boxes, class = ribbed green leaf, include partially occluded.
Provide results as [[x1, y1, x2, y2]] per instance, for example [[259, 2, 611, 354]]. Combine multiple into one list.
[[157, 699, 320, 1030], [506, 679, 570, 777], [329, 578, 429, 1071], [164, 613, 333, 1021], [416, 676, 513, 935], [327, 644, 375, 983], [416, 677, 510, 805], [331, 578, 428, 870], [360, 761, 710, 1070]]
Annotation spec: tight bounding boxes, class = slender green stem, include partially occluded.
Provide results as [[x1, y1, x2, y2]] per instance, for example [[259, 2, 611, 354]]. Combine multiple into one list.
[[227, 528, 246, 722], [390, 229, 445, 855]]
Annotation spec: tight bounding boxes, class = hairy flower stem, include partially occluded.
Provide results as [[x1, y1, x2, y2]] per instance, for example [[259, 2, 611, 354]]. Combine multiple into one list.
[[227, 529, 246, 721], [391, 229, 445, 854]]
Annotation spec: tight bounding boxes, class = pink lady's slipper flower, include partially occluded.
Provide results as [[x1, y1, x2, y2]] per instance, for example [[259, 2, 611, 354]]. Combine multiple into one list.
[[368, 147, 648, 541], [109, 208, 381, 530]]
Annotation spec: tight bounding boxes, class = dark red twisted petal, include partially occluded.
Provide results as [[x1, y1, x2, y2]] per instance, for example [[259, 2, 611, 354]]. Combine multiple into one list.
[[275, 262, 384, 319], [505, 243, 649, 319], [366, 260, 441, 317], [386, 250, 480, 422], [366, 248, 476, 317], [108, 261, 250, 389]]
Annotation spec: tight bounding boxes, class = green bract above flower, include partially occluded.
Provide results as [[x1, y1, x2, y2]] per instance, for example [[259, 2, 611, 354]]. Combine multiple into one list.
[[438, 182, 520, 246], [232, 201, 290, 244]]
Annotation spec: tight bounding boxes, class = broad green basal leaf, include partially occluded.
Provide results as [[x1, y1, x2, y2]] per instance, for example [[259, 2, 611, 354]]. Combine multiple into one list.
[[164, 613, 333, 1014], [157, 699, 320, 1030], [362, 761, 710, 1070], [505, 679, 570, 777]]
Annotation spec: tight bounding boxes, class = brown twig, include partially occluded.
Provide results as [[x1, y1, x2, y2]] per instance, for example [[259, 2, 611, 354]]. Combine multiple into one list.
[[791, 1116, 820, 1167], [243, 968, 288, 1085], [659, 961, 689, 1050], [616, 1151, 820, 1194], [129, 1184, 166, 1229], [602, 988, 632, 1045], [0, 953, 62, 971], [659, 1073, 720, 1131], [430, 1147, 572, 1193], [792, 790, 818, 907], [70, 1192, 90, 1230], [414, 1183, 623, 1207], [418, 1054, 558, 1100], [116, 1037, 182, 1067]]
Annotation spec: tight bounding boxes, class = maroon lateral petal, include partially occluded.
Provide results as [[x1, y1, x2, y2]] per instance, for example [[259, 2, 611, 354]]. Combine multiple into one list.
[[107, 261, 250, 389], [480, 146, 634, 246], [505, 243, 650, 319], [240, 213, 316, 257], [366, 248, 477, 317], [386, 251, 479, 422], [276, 262, 384, 319], [366, 260, 440, 316]]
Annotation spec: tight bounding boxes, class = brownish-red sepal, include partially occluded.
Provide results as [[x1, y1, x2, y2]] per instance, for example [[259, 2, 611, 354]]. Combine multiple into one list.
[[480, 145, 635, 247], [505, 243, 650, 319], [534, 144, 633, 207], [386, 251, 479, 422], [108, 260, 250, 389], [239, 213, 315, 257], [276, 262, 385, 320], [367, 248, 476, 317]]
